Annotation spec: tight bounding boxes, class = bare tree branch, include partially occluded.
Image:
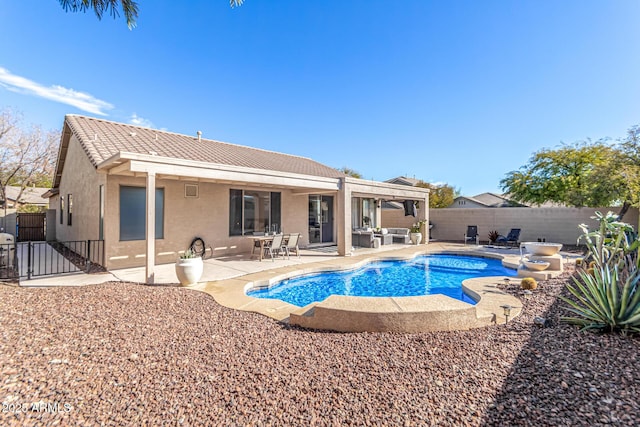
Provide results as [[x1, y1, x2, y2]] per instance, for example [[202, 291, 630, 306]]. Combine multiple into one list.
[[0, 108, 60, 228]]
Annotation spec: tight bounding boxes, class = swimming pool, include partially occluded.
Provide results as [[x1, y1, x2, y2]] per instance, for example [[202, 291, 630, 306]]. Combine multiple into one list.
[[247, 254, 517, 307]]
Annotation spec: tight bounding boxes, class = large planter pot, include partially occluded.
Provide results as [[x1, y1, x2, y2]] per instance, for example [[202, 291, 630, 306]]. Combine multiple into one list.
[[410, 232, 422, 245], [175, 257, 203, 286]]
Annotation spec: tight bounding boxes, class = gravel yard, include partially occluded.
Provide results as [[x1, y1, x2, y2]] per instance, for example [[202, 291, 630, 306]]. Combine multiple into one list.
[[1, 266, 639, 426]]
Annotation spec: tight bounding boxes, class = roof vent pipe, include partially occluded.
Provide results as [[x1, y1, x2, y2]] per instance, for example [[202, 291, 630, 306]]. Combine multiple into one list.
[[197, 130, 202, 142]]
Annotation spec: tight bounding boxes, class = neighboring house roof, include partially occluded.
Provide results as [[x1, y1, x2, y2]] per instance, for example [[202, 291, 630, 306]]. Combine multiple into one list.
[[450, 192, 527, 208], [1, 186, 49, 206], [385, 176, 422, 186], [55, 115, 345, 188], [472, 192, 525, 207]]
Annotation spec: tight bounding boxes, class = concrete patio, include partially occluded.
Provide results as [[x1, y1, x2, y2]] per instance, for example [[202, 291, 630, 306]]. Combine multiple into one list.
[[18, 242, 537, 288]]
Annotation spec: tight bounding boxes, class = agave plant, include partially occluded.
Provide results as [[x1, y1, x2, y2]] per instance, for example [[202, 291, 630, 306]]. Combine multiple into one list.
[[577, 211, 639, 271], [561, 211, 640, 334], [561, 261, 640, 333]]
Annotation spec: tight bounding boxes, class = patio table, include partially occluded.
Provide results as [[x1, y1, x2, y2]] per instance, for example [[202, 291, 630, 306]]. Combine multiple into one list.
[[249, 234, 288, 261]]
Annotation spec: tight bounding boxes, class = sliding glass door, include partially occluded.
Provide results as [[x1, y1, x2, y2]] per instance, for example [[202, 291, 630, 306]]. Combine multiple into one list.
[[308, 195, 334, 244]]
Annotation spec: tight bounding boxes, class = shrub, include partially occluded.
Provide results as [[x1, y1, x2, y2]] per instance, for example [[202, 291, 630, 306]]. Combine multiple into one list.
[[410, 220, 426, 233], [488, 230, 500, 243], [180, 249, 196, 259], [521, 277, 538, 290], [560, 211, 640, 334]]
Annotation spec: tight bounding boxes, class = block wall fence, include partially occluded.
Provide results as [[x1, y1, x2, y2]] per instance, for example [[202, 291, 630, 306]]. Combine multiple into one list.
[[383, 206, 639, 245]]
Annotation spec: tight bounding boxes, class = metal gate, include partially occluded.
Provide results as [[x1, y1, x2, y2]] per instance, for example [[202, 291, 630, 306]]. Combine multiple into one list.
[[19, 240, 105, 280], [16, 213, 46, 242], [0, 240, 105, 281]]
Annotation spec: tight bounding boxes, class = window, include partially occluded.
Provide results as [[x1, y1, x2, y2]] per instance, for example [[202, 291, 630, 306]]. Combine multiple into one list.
[[99, 185, 104, 240], [119, 186, 164, 241], [351, 198, 361, 229], [67, 194, 73, 226], [229, 190, 281, 236], [362, 198, 376, 228], [351, 197, 376, 228], [60, 197, 64, 225]]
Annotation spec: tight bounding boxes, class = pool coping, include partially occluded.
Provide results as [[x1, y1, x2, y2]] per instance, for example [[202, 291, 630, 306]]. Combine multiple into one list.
[[190, 243, 525, 332]]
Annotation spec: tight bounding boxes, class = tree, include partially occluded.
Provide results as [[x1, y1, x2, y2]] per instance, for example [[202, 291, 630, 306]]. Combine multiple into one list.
[[614, 125, 640, 219], [58, 0, 244, 29], [415, 181, 458, 208], [500, 127, 640, 220], [0, 109, 59, 229], [338, 167, 362, 179]]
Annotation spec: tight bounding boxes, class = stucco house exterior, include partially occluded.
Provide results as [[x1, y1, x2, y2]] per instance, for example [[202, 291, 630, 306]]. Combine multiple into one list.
[[49, 115, 429, 282]]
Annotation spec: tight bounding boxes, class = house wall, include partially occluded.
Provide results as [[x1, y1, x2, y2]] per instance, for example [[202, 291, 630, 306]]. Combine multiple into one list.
[[380, 203, 429, 236], [104, 175, 321, 269], [55, 135, 103, 243], [0, 209, 17, 234], [46, 209, 56, 241], [427, 207, 639, 245], [49, 194, 59, 233]]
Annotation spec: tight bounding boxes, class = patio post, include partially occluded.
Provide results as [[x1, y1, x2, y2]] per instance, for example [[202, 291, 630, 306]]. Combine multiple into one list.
[[337, 178, 352, 256], [422, 196, 429, 244], [145, 171, 156, 283]]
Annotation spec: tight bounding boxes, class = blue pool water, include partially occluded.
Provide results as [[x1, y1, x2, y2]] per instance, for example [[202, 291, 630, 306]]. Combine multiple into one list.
[[247, 254, 517, 307]]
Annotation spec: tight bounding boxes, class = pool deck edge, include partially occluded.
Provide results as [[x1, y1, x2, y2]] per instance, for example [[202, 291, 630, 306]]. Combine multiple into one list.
[[191, 243, 525, 331]]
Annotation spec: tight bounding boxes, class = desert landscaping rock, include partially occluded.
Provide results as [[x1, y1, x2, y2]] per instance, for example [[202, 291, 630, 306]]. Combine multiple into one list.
[[1, 265, 639, 426]]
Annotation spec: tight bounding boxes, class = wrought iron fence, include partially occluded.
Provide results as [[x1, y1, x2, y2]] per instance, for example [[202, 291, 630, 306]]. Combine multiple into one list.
[[0, 240, 105, 281]]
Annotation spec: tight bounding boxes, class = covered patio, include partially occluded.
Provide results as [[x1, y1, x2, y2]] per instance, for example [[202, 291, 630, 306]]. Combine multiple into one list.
[[98, 153, 430, 284]]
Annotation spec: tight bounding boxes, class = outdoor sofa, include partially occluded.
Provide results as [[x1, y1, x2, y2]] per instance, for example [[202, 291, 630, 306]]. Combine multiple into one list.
[[352, 228, 410, 247]]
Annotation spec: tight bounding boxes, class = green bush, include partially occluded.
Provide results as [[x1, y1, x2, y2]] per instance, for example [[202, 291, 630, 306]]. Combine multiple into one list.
[[560, 212, 640, 334], [179, 249, 196, 259]]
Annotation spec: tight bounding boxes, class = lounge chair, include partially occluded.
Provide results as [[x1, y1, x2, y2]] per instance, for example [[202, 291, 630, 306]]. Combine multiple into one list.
[[497, 228, 521, 247], [281, 233, 300, 259], [464, 225, 479, 245]]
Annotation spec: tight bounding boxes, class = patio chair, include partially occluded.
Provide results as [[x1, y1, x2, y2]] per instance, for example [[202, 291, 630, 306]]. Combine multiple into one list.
[[264, 233, 284, 261], [497, 228, 521, 247], [464, 225, 479, 245], [281, 233, 300, 259]]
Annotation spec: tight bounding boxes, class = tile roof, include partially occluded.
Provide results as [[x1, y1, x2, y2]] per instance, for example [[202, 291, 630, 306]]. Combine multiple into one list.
[[2, 186, 49, 205], [452, 193, 527, 208], [64, 115, 345, 179], [471, 192, 513, 207], [384, 176, 422, 186]]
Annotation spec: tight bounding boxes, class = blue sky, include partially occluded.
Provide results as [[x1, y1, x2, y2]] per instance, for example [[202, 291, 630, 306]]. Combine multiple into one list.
[[1, 1, 639, 195]]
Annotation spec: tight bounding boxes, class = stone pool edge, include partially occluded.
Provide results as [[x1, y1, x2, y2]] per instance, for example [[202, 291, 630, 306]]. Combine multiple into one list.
[[189, 244, 523, 333]]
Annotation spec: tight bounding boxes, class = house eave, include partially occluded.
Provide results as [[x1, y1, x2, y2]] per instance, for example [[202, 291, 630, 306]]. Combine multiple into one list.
[[97, 151, 341, 191], [345, 176, 430, 200]]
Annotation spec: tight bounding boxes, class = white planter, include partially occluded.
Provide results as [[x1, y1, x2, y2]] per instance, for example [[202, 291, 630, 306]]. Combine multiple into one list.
[[522, 259, 551, 271], [175, 257, 203, 286], [410, 232, 422, 245], [522, 242, 563, 256]]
